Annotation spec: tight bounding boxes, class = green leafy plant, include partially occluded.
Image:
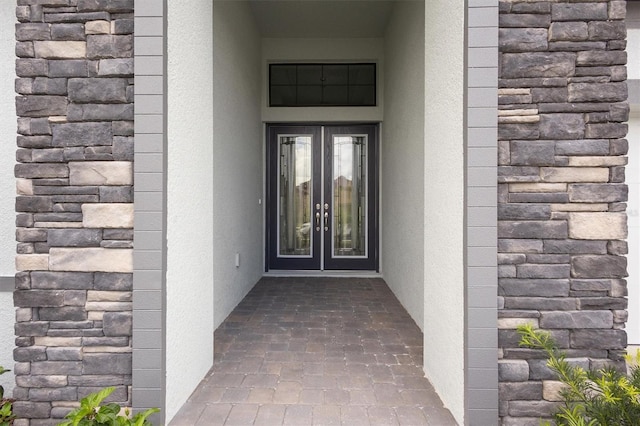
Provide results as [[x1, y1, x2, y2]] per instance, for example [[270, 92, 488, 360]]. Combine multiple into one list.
[[518, 324, 640, 426], [0, 366, 15, 426], [58, 387, 159, 426]]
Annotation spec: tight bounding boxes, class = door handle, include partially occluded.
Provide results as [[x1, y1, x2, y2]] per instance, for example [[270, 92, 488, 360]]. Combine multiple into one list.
[[315, 212, 321, 231], [324, 212, 329, 231]]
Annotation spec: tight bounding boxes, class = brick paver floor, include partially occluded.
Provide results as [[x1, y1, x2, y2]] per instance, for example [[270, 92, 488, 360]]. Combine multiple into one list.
[[169, 277, 457, 425]]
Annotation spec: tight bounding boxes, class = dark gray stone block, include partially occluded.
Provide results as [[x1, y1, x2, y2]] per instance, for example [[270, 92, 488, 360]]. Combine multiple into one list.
[[499, 28, 548, 52], [531, 87, 567, 103], [502, 52, 576, 79], [498, 239, 543, 254], [509, 400, 561, 417], [32, 77, 67, 95], [94, 272, 133, 291], [526, 254, 570, 264], [47, 347, 83, 361], [52, 122, 112, 146], [568, 183, 627, 203], [44, 12, 111, 23], [99, 186, 133, 203], [103, 229, 133, 240], [548, 22, 588, 41], [510, 140, 555, 165], [16, 95, 68, 117], [112, 19, 134, 35], [498, 123, 539, 140], [16, 228, 47, 242], [577, 297, 627, 310], [16, 23, 51, 41], [48, 59, 88, 77], [77, 0, 134, 12], [528, 358, 589, 380], [499, 14, 551, 29], [17, 135, 52, 148], [571, 255, 627, 279], [67, 103, 134, 121], [31, 148, 65, 163], [539, 114, 584, 139], [585, 122, 628, 139], [39, 307, 87, 321], [517, 264, 570, 279], [544, 240, 607, 255], [103, 312, 132, 336], [48, 229, 102, 247], [540, 311, 613, 329], [588, 21, 626, 41], [498, 204, 550, 220], [87, 35, 133, 59], [499, 382, 542, 401], [31, 361, 83, 376], [503, 297, 577, 311], [14, 163, 69, 179], [16, 58, 48, 77], [14, 347, 47, 363], [15, 322, 49, 336], [499, 279, 569, 297], [498, 221, 568, 239], [83, 337, 130, 346], [571, 329, 626, 349], [551, 3, 608, 21], [568, 82, 627, 103], [83, 353, 132, 374], [555, 139, 608, 156], [576, 50, 627, 66], [51, 23, 85, 41], [12, 401, 51, 419], [68, 78, 128, 103], [16, 196, 53, 213]]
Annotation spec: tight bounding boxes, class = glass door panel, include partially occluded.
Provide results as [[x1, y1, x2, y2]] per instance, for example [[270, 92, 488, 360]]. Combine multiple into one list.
[[323, 125, 377, 271], [278, 136, 313, 257], [267, 126, 321, 270], [332, 136, 367, 257]]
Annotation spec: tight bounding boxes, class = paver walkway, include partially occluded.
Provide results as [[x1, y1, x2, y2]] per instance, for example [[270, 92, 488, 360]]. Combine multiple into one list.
[[169, 277, 457, 425]]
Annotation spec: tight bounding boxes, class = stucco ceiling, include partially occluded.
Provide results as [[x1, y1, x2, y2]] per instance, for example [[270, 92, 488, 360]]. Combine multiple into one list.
[[247, 1, 395, 38]]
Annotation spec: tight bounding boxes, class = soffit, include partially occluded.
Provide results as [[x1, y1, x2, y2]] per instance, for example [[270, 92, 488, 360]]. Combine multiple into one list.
[[248, 0, 395, 38]]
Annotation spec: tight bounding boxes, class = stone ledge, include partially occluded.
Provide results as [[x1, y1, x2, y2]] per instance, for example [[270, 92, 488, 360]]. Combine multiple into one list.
[[568, 212, 627, 240], [16, 254, 50, 271], [82, 203, 133, 228], [49, 248, 133, 272], [34, 41, 87, 59], [69, 161, 133, 185]]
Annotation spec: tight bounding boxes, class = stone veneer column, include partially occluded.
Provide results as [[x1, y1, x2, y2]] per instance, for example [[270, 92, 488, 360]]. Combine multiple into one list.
[[498, 1, 628, 424], [13, 1, 134, 423]]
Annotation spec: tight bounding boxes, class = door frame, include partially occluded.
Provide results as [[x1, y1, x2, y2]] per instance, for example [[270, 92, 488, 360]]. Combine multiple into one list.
[[265, 123, 380, 272]]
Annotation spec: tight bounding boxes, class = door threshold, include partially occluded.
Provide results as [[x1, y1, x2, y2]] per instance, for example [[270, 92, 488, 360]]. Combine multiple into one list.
[[264, 270, 382, 278]]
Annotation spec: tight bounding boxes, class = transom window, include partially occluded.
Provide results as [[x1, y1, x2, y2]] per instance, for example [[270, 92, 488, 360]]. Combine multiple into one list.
[[269, 63, 376, 107]]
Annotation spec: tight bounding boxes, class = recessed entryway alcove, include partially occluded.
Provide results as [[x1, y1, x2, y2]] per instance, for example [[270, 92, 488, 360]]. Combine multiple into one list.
[[156, 1, 488, 424]]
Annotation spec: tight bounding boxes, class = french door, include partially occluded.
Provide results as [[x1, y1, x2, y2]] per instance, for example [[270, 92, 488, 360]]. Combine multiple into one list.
[[266, 124, 378, 271]]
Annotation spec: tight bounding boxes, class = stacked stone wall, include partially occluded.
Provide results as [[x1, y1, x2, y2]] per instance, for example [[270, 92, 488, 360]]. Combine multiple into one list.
[[13, 1, 134, 424], [498, 1, 629, 424]]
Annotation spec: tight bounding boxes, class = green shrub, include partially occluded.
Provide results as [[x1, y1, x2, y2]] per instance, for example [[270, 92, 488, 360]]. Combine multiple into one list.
[[58, 387, 159, 426], [518, 324, 640, 426], [0, 366, 15, 426]]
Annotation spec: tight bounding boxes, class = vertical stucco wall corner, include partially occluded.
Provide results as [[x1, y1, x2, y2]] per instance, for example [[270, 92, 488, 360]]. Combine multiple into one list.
[[13, 0, 135, 422], [421, 1, 472, 424], [498, 0, 629, 423]]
